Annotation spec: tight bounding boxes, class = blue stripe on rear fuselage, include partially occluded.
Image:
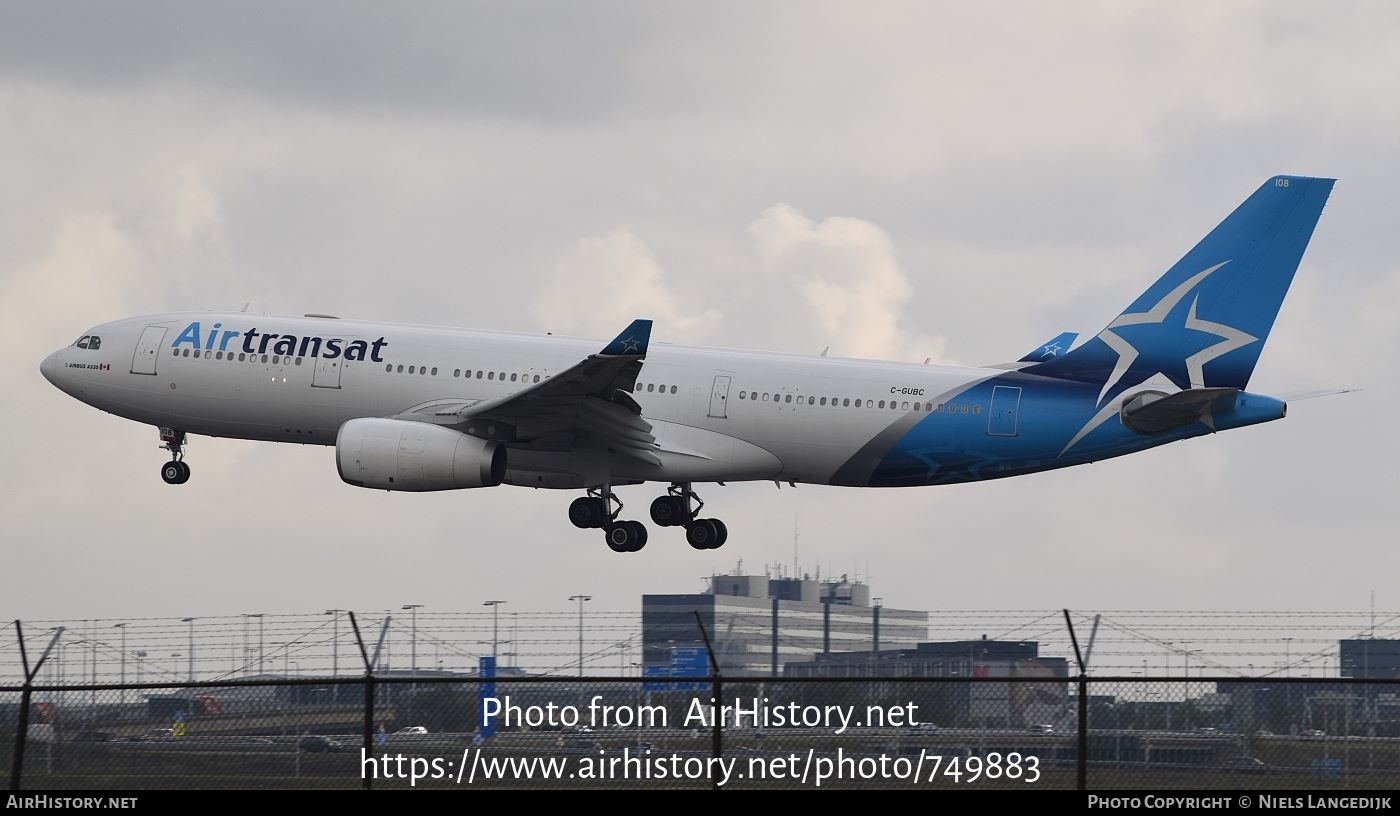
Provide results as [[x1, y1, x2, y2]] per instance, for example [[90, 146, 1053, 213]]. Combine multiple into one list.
[[867, 372, 1204, 486]]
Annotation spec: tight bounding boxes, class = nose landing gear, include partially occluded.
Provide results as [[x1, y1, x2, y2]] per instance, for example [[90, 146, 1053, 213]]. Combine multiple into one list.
[[649, 483, 728, 549], [159, 427, 190, 485]]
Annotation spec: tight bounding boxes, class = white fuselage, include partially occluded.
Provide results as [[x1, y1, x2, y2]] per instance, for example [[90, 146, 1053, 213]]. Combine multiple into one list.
[[42, 312, 1008, 489]]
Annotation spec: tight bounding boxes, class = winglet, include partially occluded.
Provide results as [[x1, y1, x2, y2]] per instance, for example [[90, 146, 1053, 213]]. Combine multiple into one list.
[[599, 319, 652, 357], [1017, 331, 1079, 362]]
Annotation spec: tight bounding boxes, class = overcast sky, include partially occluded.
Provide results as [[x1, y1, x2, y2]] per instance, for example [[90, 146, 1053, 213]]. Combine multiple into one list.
[[2, 1, 1397, 627]]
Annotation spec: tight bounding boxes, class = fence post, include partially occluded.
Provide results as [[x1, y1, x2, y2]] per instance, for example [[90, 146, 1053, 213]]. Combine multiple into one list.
[[10, 622, 62, 792], [693, 611, 722, 791], [1064, 610, 1087, 791], [348, 612, 376, 791]]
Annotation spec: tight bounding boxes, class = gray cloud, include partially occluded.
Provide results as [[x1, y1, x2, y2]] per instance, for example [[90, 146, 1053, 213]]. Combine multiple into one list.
[[2, 2, 1398, 627]]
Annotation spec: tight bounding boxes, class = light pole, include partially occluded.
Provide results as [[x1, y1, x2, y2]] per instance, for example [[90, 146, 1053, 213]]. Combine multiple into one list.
[[114, 623, 127, 706], [483, 600, 506, 661], [403, 604, 423, 678], [325, 610, 343, 676], [568, 595, 592, 676], [242, 614, 265, 676], [181, 617, 196, 683]]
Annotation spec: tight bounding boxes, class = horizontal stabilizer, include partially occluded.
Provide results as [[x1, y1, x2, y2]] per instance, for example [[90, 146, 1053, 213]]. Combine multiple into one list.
[[1272, 387, 1361, 402], [1120, 387, 1238, 435], [1018, 331, 1078, 362]]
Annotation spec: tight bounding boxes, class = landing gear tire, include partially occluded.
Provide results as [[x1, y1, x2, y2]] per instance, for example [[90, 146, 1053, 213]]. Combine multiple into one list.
[[649, 496, 688, 527], [605, 521, 647, 553], [686, 519, 720, 550], [569, 497, 608, 529], [709, 518, 728, 547], [161, 461, 185, 485]]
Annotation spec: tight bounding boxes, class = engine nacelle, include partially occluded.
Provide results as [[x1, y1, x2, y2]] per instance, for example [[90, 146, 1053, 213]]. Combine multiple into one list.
[[336, 418, 505, 491]]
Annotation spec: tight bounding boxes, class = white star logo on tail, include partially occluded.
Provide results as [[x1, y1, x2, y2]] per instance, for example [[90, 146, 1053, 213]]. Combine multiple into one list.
[[1062, 259, 1259, 456], [1093, 261, 1256, 405]]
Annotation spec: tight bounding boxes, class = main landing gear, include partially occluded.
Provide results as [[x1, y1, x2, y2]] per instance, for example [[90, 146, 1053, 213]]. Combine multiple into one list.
[[649, 483, 728, 550], [568, 485, 648, 553], [158, 427, 190, 485]]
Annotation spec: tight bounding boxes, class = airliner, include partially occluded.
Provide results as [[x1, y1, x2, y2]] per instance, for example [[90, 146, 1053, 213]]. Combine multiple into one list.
[[41, 175, 1337, 553]]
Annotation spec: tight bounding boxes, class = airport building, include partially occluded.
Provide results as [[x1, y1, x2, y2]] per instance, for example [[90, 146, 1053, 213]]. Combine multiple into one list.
[[641, 573, 929, 676], [784, 638, 1072, 728]]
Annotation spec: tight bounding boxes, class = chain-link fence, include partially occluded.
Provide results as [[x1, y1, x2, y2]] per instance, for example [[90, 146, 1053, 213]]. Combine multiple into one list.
[[6, 673, 1400, 790]]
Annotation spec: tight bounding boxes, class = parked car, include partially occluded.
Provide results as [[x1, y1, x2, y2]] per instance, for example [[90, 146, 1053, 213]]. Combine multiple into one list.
[[299, 735, 345, 753], [1224, 756, 1268, 775], [1301, 729, 1326, 738], [394, 726, 429, 735]]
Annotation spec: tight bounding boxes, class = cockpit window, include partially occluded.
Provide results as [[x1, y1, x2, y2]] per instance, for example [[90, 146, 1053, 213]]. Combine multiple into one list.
[[88, 336, 101, 350], [75, 336, 90, 349]]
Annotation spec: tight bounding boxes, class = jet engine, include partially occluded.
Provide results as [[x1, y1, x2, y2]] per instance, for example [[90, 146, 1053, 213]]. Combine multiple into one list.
[[336, 418, 505, 491]]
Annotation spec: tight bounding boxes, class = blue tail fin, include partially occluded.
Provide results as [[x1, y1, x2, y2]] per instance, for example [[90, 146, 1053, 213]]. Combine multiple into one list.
[[1028, 175, 1334, 403]]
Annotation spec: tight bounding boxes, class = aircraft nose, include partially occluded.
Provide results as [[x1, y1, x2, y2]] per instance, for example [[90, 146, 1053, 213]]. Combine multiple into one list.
[[40, 350, 63, 386]]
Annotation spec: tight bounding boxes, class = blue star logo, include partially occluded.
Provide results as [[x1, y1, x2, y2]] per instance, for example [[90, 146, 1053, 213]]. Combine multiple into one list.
[[620, 337, 641, 354], [1039, 343, 1062, 358]]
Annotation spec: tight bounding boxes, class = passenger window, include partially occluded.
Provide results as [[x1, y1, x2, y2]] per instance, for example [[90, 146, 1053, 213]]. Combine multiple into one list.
[[487, 371, 493, 380], [397, 365, 404, 373], [936, 404, 943, 412], [972, 405, 980, 414], [182, 349, 190, 357], [647, 384, 655, 392], [420, 367, 426, 375], [294, 357, 302, 365], [854, 399, 861, 407], [739, 391, 746, 400], [239, 353, 247, 361], [961, 405, 969, 414], [387, 364, 393, 372], [843, 398, 850, 407], [476, 371, 483, 379], [171, 348, 179, 357], [88, 336, 101, 350], [901, 401, 909, 410], [635, 383, 643, 392], [499, 372, 505, 380], [535, 375, 542, 383], [670, 385, 676, 394], [913, 402, 922, 411], [432, 367, 439, 376], [878, 400, 885, 409], [510, 373, 517, 382], [409, 365, 416, 374], [762, 393, 769, 402], [261, 354, 269, 363], [216, 351, 223, 360]]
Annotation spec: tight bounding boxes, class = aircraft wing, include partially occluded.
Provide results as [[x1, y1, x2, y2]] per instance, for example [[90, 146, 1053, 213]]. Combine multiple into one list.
[[397, 319, 660, 464]]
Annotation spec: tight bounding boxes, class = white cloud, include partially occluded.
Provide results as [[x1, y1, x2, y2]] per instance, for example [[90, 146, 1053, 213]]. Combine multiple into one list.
[[530, 229, 720, 341], [749, 204, 945, 362]]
